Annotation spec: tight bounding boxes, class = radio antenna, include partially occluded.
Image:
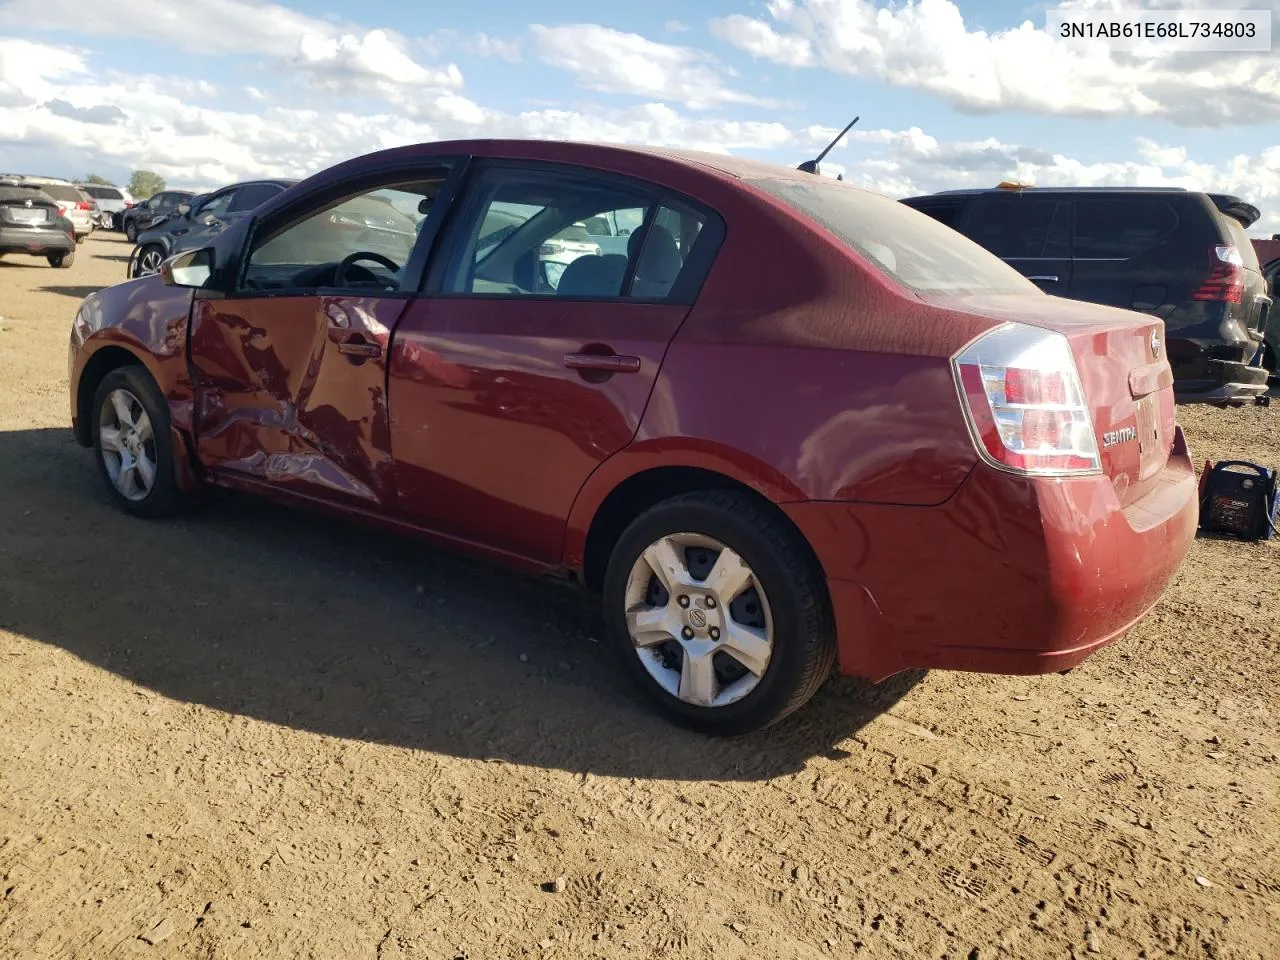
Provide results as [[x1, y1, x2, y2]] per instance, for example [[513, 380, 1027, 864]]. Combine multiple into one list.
[[797, 116, 859, 175]]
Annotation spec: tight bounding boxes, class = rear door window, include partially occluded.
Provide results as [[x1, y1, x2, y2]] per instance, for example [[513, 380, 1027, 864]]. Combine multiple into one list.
[[961, 197, 1069, 259], [749, 177, 1039, 296], [1073, 199, 1179, 259], [906, 199, 966, 229], [229, 183, 284, 213]]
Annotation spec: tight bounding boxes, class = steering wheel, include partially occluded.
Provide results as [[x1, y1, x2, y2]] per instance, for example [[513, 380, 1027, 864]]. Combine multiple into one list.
[[334, 251, 401, 288]]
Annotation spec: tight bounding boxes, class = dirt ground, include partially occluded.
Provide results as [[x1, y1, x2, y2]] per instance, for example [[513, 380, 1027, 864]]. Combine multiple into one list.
[[1, 234, 1277, 959]]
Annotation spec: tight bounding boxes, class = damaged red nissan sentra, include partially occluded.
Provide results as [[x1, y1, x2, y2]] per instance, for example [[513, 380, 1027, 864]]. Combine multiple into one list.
[[68, 140, 1198, 734]]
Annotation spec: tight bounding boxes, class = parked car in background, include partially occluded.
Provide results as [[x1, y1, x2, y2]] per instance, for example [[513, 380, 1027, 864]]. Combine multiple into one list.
[[68, 140, 1197, 733], [1, 175, 96, 242], [901, 184, 1273, 405], [1255, 236, 1280, 375], [0, 180, 77, 267], [129, 178, 297, 277], [122, 190, 196, 242], [77, 182, 134, 230]]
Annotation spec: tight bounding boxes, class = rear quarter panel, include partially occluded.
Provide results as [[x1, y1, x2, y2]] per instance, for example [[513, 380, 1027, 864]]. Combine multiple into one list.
[[562, 184, 1003, 568]]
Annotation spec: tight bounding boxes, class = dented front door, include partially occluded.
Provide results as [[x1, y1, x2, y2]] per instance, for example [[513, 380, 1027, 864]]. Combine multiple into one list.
[[189, 293, 405, 507]]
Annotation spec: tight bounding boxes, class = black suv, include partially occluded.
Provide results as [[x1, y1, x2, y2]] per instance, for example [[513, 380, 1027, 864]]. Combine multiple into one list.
[[122, 190, 197, 242], [129, 178, 297, 278], [901, 185, 1272, 404]]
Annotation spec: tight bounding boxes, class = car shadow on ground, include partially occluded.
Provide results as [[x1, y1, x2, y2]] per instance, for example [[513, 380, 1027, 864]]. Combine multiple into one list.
[[37, 286, 105, 300], [0, 427, 924, 782]]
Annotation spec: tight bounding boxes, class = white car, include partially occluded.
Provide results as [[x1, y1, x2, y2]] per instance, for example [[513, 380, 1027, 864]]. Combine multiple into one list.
[[76, 183, 134, 230], [9, 176, 96, 241]]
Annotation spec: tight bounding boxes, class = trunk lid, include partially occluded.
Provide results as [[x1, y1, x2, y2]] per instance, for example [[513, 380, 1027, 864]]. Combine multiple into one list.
[[931, 292, 1175, 506]]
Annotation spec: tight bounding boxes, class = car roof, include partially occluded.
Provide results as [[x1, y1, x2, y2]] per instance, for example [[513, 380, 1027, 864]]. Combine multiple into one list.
[[292, 139, 837, 194], [901, 185, 1260, 227]]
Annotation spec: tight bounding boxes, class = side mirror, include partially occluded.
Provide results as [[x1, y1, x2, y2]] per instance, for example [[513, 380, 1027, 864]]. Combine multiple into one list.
[[161, 247, 214, 288], [177, 203, 191, 217]]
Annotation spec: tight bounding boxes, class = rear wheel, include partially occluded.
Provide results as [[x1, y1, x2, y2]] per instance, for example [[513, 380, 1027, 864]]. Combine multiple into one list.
[[602, 490, 836, 735], [48, 251, 74, 269], [90, 366, 184, 518]]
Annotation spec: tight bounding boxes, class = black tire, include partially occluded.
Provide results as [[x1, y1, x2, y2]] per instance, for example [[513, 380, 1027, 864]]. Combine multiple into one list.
[[125, 220, 137, 243], [90, 366, 185, 518], [133, 244, 165, 278], [48, 251, 74, 269], [602, 490, 836, 735], [75, 233, 84, 245]]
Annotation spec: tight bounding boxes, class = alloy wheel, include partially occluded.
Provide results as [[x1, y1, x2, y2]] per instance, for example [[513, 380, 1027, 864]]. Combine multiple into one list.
[[135, 247, 164, 277], [624, 532, 774, 708], [98, 388, 158, 502]]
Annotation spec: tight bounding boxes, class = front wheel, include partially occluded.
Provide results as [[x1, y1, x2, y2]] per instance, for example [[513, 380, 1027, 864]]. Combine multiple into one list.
[[125, 220, 137, 242], [90, 366, 185, 518], [134, 244, 164, 277], [602, 490, 836, 735]]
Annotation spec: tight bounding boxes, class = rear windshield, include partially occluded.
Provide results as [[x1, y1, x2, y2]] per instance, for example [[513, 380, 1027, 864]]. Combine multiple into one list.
[[748, 177, 1040, 296], [83, 186, 123, 200], [38, 183, 84, 202]]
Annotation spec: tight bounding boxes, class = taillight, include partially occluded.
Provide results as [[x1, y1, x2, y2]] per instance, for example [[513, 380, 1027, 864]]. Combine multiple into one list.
[[1190, 245, 1244, 303], [76, 201, 93, 210], [953, 322, 1101, 477], [57, 204, 67, 217]]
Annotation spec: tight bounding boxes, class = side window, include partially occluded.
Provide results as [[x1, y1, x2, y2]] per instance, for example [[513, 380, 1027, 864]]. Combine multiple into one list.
[[228, 183, 282, 213], [442, 166, 707, 300], [150, 193, 175, 212], [242, 173, 448, 292], [194, 190, 237, 221], [1074, 200, 1178, 259], [909, 200, 964, 229], [962, 198, 1068, 259]]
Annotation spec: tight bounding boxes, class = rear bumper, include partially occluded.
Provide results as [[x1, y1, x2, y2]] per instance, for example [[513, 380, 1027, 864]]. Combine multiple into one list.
[[1174, 359, 1269, 403], [784, 425, 1198, 681], [0, 226, 75, 256]]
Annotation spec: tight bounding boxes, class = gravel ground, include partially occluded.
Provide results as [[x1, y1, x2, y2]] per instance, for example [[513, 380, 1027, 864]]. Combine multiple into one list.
[[1, 235, 1277, 959]]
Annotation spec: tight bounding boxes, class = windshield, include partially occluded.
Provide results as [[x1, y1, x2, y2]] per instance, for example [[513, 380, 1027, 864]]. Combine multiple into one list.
[[748, 177, 1041, 297]]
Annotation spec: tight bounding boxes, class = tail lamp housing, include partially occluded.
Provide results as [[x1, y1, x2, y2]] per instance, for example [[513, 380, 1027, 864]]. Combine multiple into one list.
[[1190, 245, 1244, 303], [952, 322, 1101, 477]]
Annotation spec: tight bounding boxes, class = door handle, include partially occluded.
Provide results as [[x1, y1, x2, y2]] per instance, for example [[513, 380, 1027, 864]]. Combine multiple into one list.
[[563, 352, 641, 373], [1026, 275, 1060, 283], [338, 338, 381, 358]]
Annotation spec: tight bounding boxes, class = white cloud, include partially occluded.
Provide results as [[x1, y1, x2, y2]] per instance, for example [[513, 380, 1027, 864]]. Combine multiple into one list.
[[710, 14, 813, 67], [245, 86, 266, 101], [665, 20, 692, 33], [0, 0, 464, 98], [529, 23, 779, 110], [712, 0, 1280, 126], [467, 33, 523, 62]]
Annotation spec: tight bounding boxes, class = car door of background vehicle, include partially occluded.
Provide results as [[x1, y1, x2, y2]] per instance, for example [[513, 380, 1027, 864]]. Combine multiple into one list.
[[1065, 197, 1184, 315], [170, 186, 241, 249], [388, 160, 722, 564], [190, 165, 455, 509], [959, 194, 1073, 296]]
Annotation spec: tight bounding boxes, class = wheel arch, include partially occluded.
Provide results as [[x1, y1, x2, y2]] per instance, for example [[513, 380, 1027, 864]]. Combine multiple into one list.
[[572, 460, 822, 595], [74, 345, 154, 446]]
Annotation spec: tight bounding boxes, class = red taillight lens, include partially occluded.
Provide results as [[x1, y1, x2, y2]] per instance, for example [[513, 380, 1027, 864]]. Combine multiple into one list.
[[1190, 245, 1244, 303], [57, 204, 67, 217], [76, 201, 93, 210], [953, 323, 1101, 476]]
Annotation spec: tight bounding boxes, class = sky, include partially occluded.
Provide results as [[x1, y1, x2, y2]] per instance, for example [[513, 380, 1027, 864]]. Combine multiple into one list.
[[1, 0, 1278, 235]]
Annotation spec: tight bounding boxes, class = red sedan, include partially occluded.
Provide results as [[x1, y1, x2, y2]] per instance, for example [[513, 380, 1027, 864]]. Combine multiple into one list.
[[67, 140, 1198, 734]]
